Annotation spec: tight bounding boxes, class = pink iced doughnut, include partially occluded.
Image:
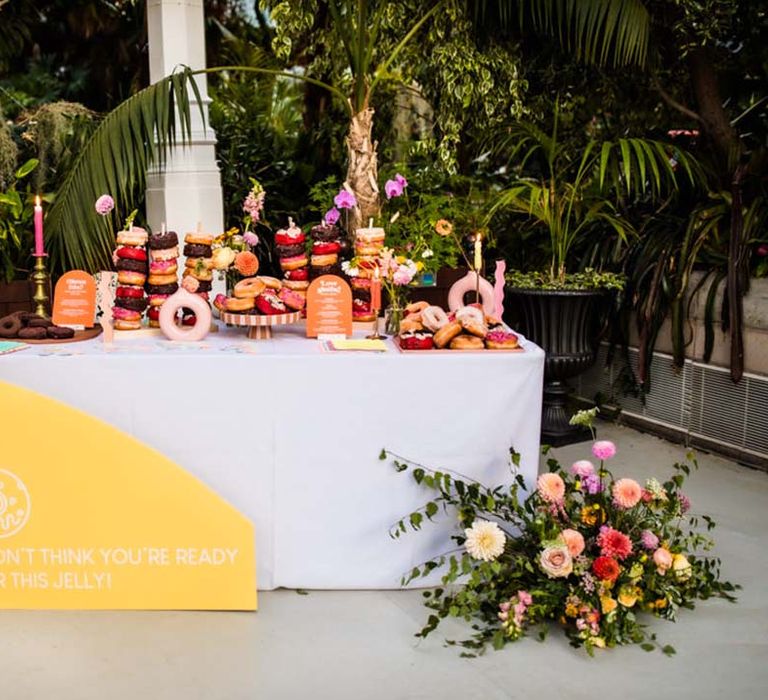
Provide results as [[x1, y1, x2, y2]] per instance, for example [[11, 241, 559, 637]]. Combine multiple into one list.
[[112, 306, 141, 321], [149, 259, 177, 274], [448, 271, 496, 315], [421, 305, 450, 332], [158, 288, 211, 342]]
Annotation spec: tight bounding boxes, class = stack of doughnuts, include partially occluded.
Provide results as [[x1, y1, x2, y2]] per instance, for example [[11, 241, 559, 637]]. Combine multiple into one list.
[[217, 275, 306, 316], [0, 312, 75, 340], [146, 230, 179, 328], [397, 302, 520, 351], [351, 277, 375, 322], [309, 222, 343, 279], [276, 219, 309, 303], [114, 227, 149, 330], [182, 231, 214, 326], [350, 226, 385, 322]]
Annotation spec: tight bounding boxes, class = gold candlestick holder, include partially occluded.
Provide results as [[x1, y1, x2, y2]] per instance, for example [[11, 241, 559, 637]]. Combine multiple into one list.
[[30, 254, 50, 318], [366, 310, 385, 340]]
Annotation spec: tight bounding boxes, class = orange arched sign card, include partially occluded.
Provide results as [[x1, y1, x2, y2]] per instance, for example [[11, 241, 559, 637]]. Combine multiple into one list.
[[306, 275, 352, 338], [52, 271, 96, 329]]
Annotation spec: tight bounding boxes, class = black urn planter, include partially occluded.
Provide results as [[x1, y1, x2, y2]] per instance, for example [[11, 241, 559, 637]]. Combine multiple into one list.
[[507, 288, 607, 446]]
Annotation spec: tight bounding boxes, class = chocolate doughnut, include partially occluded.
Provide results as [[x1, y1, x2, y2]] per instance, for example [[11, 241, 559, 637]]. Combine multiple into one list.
[[310, 224, 343, 242], [276, 243, 305, 258], [47, 326, 75, 339], [148, 231, 179, 249], [116, 258, 148, 273], [195, 280, 212, 293], [352, 288, 371, 302], [183, 243, 212, 258], [146, 282, 179, 295], [311, 264, 342, 277], [18, 326, 47, 339], [27, 318, 53, 328], [0, 314, 21, 338], [115, 296, 148, 312]]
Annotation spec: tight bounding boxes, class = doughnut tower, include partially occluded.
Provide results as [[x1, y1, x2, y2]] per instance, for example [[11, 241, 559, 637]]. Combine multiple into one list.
[[350, 225, 385, 323], [113, 227, 149, 330], [309, 221, 343, 279], [182, 231, 214, 325], [276, 218, 309, 304], [146, 230, 179, 328]]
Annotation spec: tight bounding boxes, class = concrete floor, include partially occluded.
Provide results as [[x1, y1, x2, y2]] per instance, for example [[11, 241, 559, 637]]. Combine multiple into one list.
[[1, 423, 766, 699]]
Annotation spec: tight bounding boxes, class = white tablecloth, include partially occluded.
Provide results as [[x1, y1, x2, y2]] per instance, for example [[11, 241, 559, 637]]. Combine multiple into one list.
[[0, 324, 544, 590]]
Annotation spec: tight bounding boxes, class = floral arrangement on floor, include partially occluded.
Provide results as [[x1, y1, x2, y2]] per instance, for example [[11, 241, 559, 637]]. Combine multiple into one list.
[[382, 410, 737, 656]]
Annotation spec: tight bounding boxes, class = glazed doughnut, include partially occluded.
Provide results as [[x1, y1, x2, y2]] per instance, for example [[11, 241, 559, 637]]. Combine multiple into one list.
[[115, 285, 145, 299], [184, 232, 214, 246], [421, 305, 450, 332], [405, 301, 429, 316], [213, 293, 227, 312], [354, 244, 381, 257], [112, 307, 141, 322], [116, 228, 148, 246], [234, 277, 267, 299], [450, 334, 485, 350], [148, 294, 169, 307], [259, 276, 282, 291], [311, 253, 338, 267], [283, 279, 310, 291], [355, 227, 385, 244], [185, 256, 214, 270], [275, 228, 306, 246], [284, 267, 309, 281], [116, 246, 147, 261], [400, 317, 423, 333], [158, 287, 212, 342], [117, 270, 146, 286], [278, 287, 306, 311], [280, 255, 309, 271], [433, 320, 462, 349], [455, 305, 485, 326], [147, 273, 178, 286], [182, 267, 213, 282], [224, 296, 255, 312], [0, 314, 22, 338], [485, 329, 520, 350], [150, 260, 178, 275], [485, 314, 503, 328], [149, 246, 179, 261], [313, 240, 341, 255], [462, 319, 488, 338]]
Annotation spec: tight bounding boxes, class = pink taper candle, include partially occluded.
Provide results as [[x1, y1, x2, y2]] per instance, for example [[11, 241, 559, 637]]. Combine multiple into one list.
[[371, 267, 382, 311], [34, 195, 44, 256]]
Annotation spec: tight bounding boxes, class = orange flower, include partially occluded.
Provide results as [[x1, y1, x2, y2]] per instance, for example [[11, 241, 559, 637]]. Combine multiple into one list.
[[612, 478, 643, 508], [234, 251, 259, 276], [537, 473, 565, 503], [435, 219, 453, 237]]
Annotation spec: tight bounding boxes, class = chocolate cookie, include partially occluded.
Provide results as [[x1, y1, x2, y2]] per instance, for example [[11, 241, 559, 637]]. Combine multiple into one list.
[[115, 296, 148, 312], [27, 318, 53, 328], [148, 231, 179, 249], [146, 282, 179, 295], [183, 243, 212, 258], [47, 326, 75, 339], [195, 280, 212, 293], [276, 243, 305, 258], [116, 258, 148, 273], [310, 224, 343, 242], [18, 326, 47, 339]]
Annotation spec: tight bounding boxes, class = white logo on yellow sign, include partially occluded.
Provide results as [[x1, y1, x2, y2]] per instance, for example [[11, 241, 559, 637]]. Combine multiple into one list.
[[0, 469, 31, 539]]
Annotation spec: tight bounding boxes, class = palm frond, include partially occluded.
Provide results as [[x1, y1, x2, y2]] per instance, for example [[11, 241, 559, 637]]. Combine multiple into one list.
[[46, 68, 203, 274]]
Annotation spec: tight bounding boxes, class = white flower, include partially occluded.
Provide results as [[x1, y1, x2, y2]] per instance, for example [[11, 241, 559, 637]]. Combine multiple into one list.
[[341, 260, 360, 277], [421, 248, 433, 259], [464, 520, 506, 562]]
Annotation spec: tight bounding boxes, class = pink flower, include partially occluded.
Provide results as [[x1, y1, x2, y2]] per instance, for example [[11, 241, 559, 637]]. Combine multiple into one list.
[[243, 231, 259, 247], [325, 207, 340, 225], [395, 173, 408, 189], [592, 440, 616, 461], [537, 473, 565, 503], [597, 526, 633, 560], [757, 243, 768, 257], [562, 528, 585, 557], [518, 590, 532, 606], [612, 478, 642, 508], [95, 194, 114, 216], [392, 266, 414, 285], [334, 189, 357, 210], [640, 530, 659, 550], [571, 460, 595, 478], [243, 189, 265, 220], [653, 547, 673, 574], [385, 179, 404, 199]]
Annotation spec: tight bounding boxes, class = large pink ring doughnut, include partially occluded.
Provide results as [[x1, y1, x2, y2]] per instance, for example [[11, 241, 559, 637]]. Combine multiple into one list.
[[158, 288, 211, 341], [421, 305, 450, 332], [448, 271, 496, 315]]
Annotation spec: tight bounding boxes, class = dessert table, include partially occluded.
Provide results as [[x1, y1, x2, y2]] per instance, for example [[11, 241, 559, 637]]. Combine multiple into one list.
[[0, 324, 544, 590]]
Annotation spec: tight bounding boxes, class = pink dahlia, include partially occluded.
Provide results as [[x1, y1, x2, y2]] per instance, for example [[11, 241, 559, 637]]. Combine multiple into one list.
[[597, 526, 633, 560], [640, 530, 659, 550], [612, 478, 642, 508], [537, 473, 565, 503], [95, 194, 114, 216], [571, 460, 595, 478], [592, 440, 617, 461]]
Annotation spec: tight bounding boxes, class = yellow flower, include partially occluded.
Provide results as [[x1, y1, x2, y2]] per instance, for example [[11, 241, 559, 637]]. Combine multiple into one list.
[[565, 603, 579, 617], [672, 553, 692, 581], [211, 246, 236, 270], [655, 598, 668, 609], [591, 637, 606, 649], [580, 506, 597, 526], [435, 219, 453, 236], [600, 596, 618, 614], [618, 586, 640, 608]]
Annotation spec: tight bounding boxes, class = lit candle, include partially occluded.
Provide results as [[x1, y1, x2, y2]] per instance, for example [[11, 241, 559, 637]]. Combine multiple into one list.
[[474, 233, 482, 272], [371, 267, 382, 311], [34, 196, 44, 256]]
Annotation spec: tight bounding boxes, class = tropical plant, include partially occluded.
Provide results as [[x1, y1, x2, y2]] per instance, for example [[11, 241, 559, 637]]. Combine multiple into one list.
[[489, 107, 698, 286], [0, 157, 39, 282]]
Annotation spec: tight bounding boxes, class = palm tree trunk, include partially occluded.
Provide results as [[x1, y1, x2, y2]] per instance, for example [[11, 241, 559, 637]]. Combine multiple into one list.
[[346, 105, 380, 234]]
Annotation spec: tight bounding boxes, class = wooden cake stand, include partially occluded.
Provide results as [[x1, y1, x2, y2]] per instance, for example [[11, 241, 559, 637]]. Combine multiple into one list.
[[221, 311, 302, 339]]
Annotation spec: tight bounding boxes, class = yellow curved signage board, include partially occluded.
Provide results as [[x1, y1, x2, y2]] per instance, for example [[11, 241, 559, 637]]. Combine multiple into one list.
[[0, 380, 256, 610]]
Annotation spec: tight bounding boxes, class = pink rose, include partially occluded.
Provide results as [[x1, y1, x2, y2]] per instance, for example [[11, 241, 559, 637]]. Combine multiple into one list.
[[592, 440, 617, 461], [539, 545, 573, 578], [561, 528, 585, 557], [653, 547, 673, 574], [537, 473, 565, 503], [571, 460, 595, 478]]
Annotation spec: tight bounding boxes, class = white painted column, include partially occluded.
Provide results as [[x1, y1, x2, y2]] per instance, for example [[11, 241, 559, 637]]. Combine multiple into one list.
[[145, 0, 223, 240]]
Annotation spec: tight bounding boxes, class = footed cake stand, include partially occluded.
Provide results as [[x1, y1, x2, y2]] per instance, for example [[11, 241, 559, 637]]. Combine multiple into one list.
[[221, 311, 302, 339]]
